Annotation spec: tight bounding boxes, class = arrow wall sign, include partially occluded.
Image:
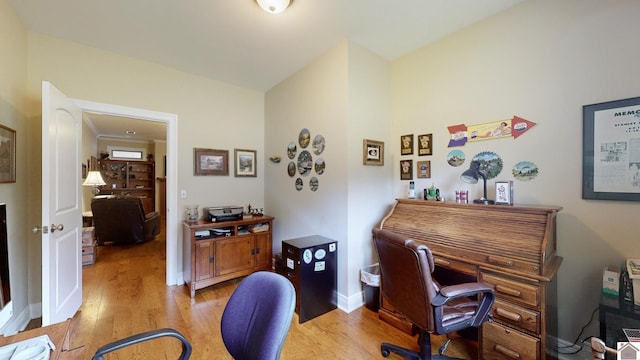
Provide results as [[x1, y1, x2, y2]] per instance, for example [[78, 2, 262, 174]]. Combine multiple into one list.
[[447, 116, 536, 147]]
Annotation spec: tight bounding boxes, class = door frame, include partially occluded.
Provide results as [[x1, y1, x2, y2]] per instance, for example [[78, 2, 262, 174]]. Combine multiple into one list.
[[73, 99, 179, 285]]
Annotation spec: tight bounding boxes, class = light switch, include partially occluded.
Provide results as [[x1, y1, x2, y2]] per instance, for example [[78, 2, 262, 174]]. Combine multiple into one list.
[[180, 189, 187, 199]]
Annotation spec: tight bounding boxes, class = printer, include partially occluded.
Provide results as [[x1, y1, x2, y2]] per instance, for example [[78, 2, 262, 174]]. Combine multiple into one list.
[[204, 206, 244, 222]]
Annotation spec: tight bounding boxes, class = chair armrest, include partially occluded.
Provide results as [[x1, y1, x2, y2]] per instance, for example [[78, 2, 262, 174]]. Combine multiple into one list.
[[145, 211, 160, 221], [91, 328, 192, 360], [432, 282, 495, 333]]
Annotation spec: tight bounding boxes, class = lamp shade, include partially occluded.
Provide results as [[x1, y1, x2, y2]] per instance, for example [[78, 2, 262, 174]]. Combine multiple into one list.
[[256, 0, 291, 14], [82, 171, 106, 187], [460, 161, 480, 184]]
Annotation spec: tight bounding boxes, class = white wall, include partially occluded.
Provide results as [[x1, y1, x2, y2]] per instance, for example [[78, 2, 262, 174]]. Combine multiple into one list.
[[0, 1, 30, 331], [265, 41, 393, 310], [391, 0, 640, 340], [24, 32, 266, 304]]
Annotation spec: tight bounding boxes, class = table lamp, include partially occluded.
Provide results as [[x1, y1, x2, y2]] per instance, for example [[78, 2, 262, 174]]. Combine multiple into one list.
[[82, 171, 106, 196], [460, 160, 494, 205]]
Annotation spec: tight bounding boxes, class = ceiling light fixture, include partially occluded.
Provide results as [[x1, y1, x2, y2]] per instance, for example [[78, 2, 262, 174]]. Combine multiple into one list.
[[125, 130, 136, 135], [256, 0, 291, 14]]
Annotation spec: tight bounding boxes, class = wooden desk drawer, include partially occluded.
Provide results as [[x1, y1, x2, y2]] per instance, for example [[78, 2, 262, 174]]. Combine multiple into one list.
[[480, 272, 540, 308], [433, 255, 477, 276], [482, 321, 539, 360], [491, 299, 540, 335]]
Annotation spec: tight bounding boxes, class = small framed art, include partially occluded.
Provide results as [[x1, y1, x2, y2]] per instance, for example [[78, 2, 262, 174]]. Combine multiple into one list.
[[417, 134, 432, 156], [194, 148, 228, 176], [417, 160, 431, 179], [363, 139, 384, 166], [400, 160, 413, 180], [234, 149, 257, 177], [400, 134, 413, 155], [495, 180, 514, 205], [0, 125, 15, 183]]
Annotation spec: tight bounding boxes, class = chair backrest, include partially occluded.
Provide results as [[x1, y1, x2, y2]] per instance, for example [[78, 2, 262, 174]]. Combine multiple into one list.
[[221, 271, 296, 360], [91, 197, 147, 244], [373, 228, 439, 332]]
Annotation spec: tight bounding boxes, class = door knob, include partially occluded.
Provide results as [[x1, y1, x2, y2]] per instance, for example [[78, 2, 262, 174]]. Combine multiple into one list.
[[50, 224, 64, 233], [32, 226, 49, 234]]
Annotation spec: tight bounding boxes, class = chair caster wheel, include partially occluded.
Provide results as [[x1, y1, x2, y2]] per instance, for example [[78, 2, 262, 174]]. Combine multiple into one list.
[[381, 349, 390, 357]]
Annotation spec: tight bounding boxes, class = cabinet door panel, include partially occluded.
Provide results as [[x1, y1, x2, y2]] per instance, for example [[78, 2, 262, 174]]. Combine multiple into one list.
[[216, 237, 254, 276], [195, 240, 214, 281], [254, 233, 272, 268]]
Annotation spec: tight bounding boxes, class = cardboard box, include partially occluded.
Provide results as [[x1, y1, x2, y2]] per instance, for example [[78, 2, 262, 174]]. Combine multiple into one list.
[[603, 266, 620, 296]]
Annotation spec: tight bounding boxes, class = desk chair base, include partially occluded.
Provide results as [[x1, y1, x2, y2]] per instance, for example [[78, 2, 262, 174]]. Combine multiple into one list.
[[380, 331, 464, 360]]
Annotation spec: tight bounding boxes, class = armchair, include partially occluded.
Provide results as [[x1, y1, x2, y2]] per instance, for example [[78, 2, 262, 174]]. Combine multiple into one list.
[[91, 196, 161, 245], [372, 228, 495, 360]]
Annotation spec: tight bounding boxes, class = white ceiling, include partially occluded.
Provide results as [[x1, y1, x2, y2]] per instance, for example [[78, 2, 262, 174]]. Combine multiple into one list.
[[10, 0, 523, 139]]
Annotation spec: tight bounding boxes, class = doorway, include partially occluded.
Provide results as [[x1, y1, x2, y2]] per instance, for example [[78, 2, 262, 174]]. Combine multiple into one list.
[[73, 99, 179, 285]]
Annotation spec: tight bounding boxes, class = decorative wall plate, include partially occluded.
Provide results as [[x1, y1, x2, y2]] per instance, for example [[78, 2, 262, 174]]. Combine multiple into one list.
[[297, 150, 313, 176], [313, 135, 325, 155], [310, 177, 319, 191], [315, 158, 325, 175], [299, 128, 311, 148], [295, 178, 303, 191], [512, 161, 539, 181], [471, 151, 503, 179], [287, 142, 297, 159], [447, 150, 465, 167], [287, 162, 296, 177]]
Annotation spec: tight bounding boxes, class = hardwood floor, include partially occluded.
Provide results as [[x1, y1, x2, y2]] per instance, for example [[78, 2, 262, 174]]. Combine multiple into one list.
[[70, 228, 478, 359]]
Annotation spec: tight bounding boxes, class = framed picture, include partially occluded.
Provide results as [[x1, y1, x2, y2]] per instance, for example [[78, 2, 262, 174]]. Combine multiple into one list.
[[234, 149, 257, 177], [82, 164, 87, 179], [363, 139, 384, 166], [400, 134, 413, 155], [417, 133, 432, 156], [495, 180, 514, 205], [583, 96, 640, 201], [194, 148, 228, 176], [400, 160, 413, 180], [417, 160, 431, 178], [0, 125, 15, 183]]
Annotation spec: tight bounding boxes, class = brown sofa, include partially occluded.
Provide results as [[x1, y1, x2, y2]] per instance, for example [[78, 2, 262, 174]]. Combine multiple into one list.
[[91, 197, 161, 245]]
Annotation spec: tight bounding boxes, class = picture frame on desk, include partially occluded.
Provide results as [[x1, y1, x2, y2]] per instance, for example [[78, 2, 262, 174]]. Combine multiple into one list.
[[194, 148, 228, 176], [583, 96, 640, 201], [495, 180, 513, 205]]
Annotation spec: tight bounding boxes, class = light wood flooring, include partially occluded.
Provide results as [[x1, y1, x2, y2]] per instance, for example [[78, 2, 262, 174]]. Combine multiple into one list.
[[69, 227, 477, 359]]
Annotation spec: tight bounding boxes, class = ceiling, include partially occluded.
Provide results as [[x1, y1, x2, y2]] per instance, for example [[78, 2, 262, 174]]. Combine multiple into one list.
[[10, 0, 523, 140]]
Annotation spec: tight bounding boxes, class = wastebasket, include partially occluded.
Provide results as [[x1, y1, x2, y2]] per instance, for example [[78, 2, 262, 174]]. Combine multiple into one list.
[[361, 263, 380, 312]]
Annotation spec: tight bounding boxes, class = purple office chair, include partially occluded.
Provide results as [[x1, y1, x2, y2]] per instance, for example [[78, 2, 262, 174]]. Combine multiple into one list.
[[221, 271, 296, 360], [91, 328, 192, 359]]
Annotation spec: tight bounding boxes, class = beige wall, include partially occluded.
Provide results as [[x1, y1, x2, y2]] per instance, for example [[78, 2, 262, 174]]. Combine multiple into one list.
[[391, 0, 640, 340], [0, 0, 30, 331], [265, 41, 392, 309]]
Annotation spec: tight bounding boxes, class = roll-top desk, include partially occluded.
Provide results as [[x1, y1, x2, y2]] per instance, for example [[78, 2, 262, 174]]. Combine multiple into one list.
[[378, 199, 562, 360]]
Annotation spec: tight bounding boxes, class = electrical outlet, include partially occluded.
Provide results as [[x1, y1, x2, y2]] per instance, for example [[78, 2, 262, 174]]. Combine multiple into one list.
[[180, 189, 187, 199]]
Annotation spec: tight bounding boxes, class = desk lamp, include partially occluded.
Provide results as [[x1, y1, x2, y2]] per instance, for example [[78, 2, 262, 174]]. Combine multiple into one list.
[[460, 160, 494, 205], [82, 171, 106, 197]]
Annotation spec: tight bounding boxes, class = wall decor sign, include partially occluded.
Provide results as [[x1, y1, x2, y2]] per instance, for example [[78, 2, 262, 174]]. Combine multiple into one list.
[[234, 149, 256, 177], [194, 148, 228, 176], [447, 149, 465, 167], [512, 161, 539, 181], [363, 139, 384, 166], [400, 160, 413, 180], [417, 134, 432, 156], [583, 96, 640, 201], [400, 134, 413, 155], [0, 125, 15, 183], [447, 116, 536, 147]]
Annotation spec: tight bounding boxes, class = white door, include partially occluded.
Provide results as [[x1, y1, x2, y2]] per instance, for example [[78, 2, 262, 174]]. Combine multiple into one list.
[[41, 81, 83, 326]]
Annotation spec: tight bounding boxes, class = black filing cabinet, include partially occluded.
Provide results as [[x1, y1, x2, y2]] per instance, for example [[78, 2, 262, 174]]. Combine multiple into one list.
[[282, 235, 337, 323]]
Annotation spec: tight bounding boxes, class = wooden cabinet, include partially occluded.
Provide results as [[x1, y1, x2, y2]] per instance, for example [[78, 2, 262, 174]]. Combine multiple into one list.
[[378, 200, 562, 360], [183, 216, 274, 297], [97, 159, 155, 213]]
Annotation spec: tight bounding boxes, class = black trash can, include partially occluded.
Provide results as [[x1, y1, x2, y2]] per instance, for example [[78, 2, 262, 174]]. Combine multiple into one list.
[[361, 264, 380, 312]]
